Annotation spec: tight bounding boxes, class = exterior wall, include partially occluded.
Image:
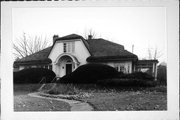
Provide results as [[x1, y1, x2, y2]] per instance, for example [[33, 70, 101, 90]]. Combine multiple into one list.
[[74, 40, 91, 65], [48, 39, 91, 77], [100, 61, 133, 74], [49, 39, 90, 64], [153, 63, 158, 81], [135, 60, 158, 81]]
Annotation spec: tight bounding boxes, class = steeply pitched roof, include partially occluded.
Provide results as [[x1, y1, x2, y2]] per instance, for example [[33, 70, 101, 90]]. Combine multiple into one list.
[[55, 34, 83, 41], [86, 38, 137, 62], [14, 34, 138, 65], [88, 39, 125, 57]]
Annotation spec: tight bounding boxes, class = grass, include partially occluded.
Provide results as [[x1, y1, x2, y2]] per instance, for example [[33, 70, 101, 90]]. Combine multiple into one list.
[[14, 94, 71, 111], [47, 84, 78, 95], [47, 83, 167, 111], [14, 83, 71, 111], [82, 90, 167, 111], [14, 83, 167, 111], [14, 83, 42, 95]]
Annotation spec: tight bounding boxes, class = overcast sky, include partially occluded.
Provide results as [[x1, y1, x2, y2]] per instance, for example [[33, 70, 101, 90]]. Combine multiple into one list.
[[12, 7, 166, 63]]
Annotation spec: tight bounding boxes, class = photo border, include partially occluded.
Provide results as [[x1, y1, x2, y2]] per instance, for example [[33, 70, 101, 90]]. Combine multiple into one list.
[[1, 0, 179, 120]]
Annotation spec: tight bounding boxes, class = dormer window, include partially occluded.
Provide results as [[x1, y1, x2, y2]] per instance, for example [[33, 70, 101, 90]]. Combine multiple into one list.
[[63, 42, 75, 53]]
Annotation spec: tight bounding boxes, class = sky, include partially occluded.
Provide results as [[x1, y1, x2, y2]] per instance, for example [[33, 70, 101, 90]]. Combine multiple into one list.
[[12, 7, 166, 63]]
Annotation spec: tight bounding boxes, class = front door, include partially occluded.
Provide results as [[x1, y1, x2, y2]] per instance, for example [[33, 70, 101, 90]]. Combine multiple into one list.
[[66, 64, 72, 75]]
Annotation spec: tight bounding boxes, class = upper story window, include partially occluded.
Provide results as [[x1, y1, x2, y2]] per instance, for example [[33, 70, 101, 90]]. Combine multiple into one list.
[[63, 42, 75, 53], [63, 43, 67, 52]]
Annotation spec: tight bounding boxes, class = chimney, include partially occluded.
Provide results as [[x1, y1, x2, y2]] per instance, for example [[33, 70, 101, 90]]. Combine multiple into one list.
[[88, 35, 93, 40], [53, 35, 59, 43]]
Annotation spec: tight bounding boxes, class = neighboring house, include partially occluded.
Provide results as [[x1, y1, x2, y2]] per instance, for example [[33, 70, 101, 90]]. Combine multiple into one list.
[[14, 34, 158, 80]]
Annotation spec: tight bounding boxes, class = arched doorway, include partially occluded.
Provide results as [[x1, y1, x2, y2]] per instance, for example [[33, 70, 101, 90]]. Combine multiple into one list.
[[65, 59, 73, 75], [55, 54, 79, 77]]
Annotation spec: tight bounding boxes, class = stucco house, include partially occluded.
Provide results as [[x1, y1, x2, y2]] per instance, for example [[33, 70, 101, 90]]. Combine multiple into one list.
[[14, 34, 158, 80]]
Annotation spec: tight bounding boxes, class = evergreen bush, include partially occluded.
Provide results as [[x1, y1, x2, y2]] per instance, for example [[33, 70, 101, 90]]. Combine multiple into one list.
[[58, 63, 119, 84], [14, 68, 56, 84]]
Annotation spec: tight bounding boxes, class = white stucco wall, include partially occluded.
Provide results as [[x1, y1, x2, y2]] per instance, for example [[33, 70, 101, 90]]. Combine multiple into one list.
[[105, 61, 132, 73], [48, 39, 91, 77], [49, 39, 90, 64]]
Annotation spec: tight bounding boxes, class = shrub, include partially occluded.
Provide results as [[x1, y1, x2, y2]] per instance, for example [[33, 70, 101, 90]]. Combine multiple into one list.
[[98, 78, 157, 87], [118, 71, 125, 78], [14, 68, 56, 84], [120, 72, 154, 81], [57, 63, 119, 84], [97, 72, 156, 87], [146, 85, 167, 93], [47, 84, 77, 95]]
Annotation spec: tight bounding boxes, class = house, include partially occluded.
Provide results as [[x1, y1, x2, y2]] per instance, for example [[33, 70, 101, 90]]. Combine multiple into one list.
[[14, 34, 158, 80]]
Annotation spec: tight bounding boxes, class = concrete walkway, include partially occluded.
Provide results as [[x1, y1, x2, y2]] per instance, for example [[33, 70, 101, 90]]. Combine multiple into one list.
[[28, 92, 94, 111]]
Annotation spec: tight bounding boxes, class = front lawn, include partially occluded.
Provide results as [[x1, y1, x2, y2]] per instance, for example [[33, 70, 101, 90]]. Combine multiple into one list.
[[46, 84, 167, 111], [80, 89, 166, 111], [14, 84, 71, 111], [14, 83, 167, 111], [14, 94, 71, 111]]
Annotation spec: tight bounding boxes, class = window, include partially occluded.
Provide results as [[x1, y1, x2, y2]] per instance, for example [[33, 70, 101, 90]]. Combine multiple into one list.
[[45, 65, 48, 69], [63, 43, 67, 52], [120, 66, 125, 73], [63, 42, 75, 53]]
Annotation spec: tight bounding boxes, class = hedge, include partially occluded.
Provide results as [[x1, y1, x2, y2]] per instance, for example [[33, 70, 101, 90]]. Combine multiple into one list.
[[98, 78, 157, 87], [119, 72, 154, 81], [14, 68, 56, 84], [57, 63, 119, 84]]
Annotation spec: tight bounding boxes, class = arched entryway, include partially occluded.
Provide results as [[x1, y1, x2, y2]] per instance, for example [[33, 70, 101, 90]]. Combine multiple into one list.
[[65, 59, 73, 75], [54, 54, 79, 77]]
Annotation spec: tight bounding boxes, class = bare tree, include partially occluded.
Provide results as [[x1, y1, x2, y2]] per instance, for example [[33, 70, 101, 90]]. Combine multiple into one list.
[[84, 29, 97, 39], [147, 47, 163, 60], [13, 33, 50, 59], [148, 48, 152, 59]]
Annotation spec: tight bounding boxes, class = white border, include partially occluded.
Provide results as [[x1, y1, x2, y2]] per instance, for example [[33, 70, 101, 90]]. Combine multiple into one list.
[[1, 0, 179, 120]]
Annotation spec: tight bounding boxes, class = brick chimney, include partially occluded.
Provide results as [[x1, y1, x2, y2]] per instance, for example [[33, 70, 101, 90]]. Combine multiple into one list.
[[53, 35, 59, 43]]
